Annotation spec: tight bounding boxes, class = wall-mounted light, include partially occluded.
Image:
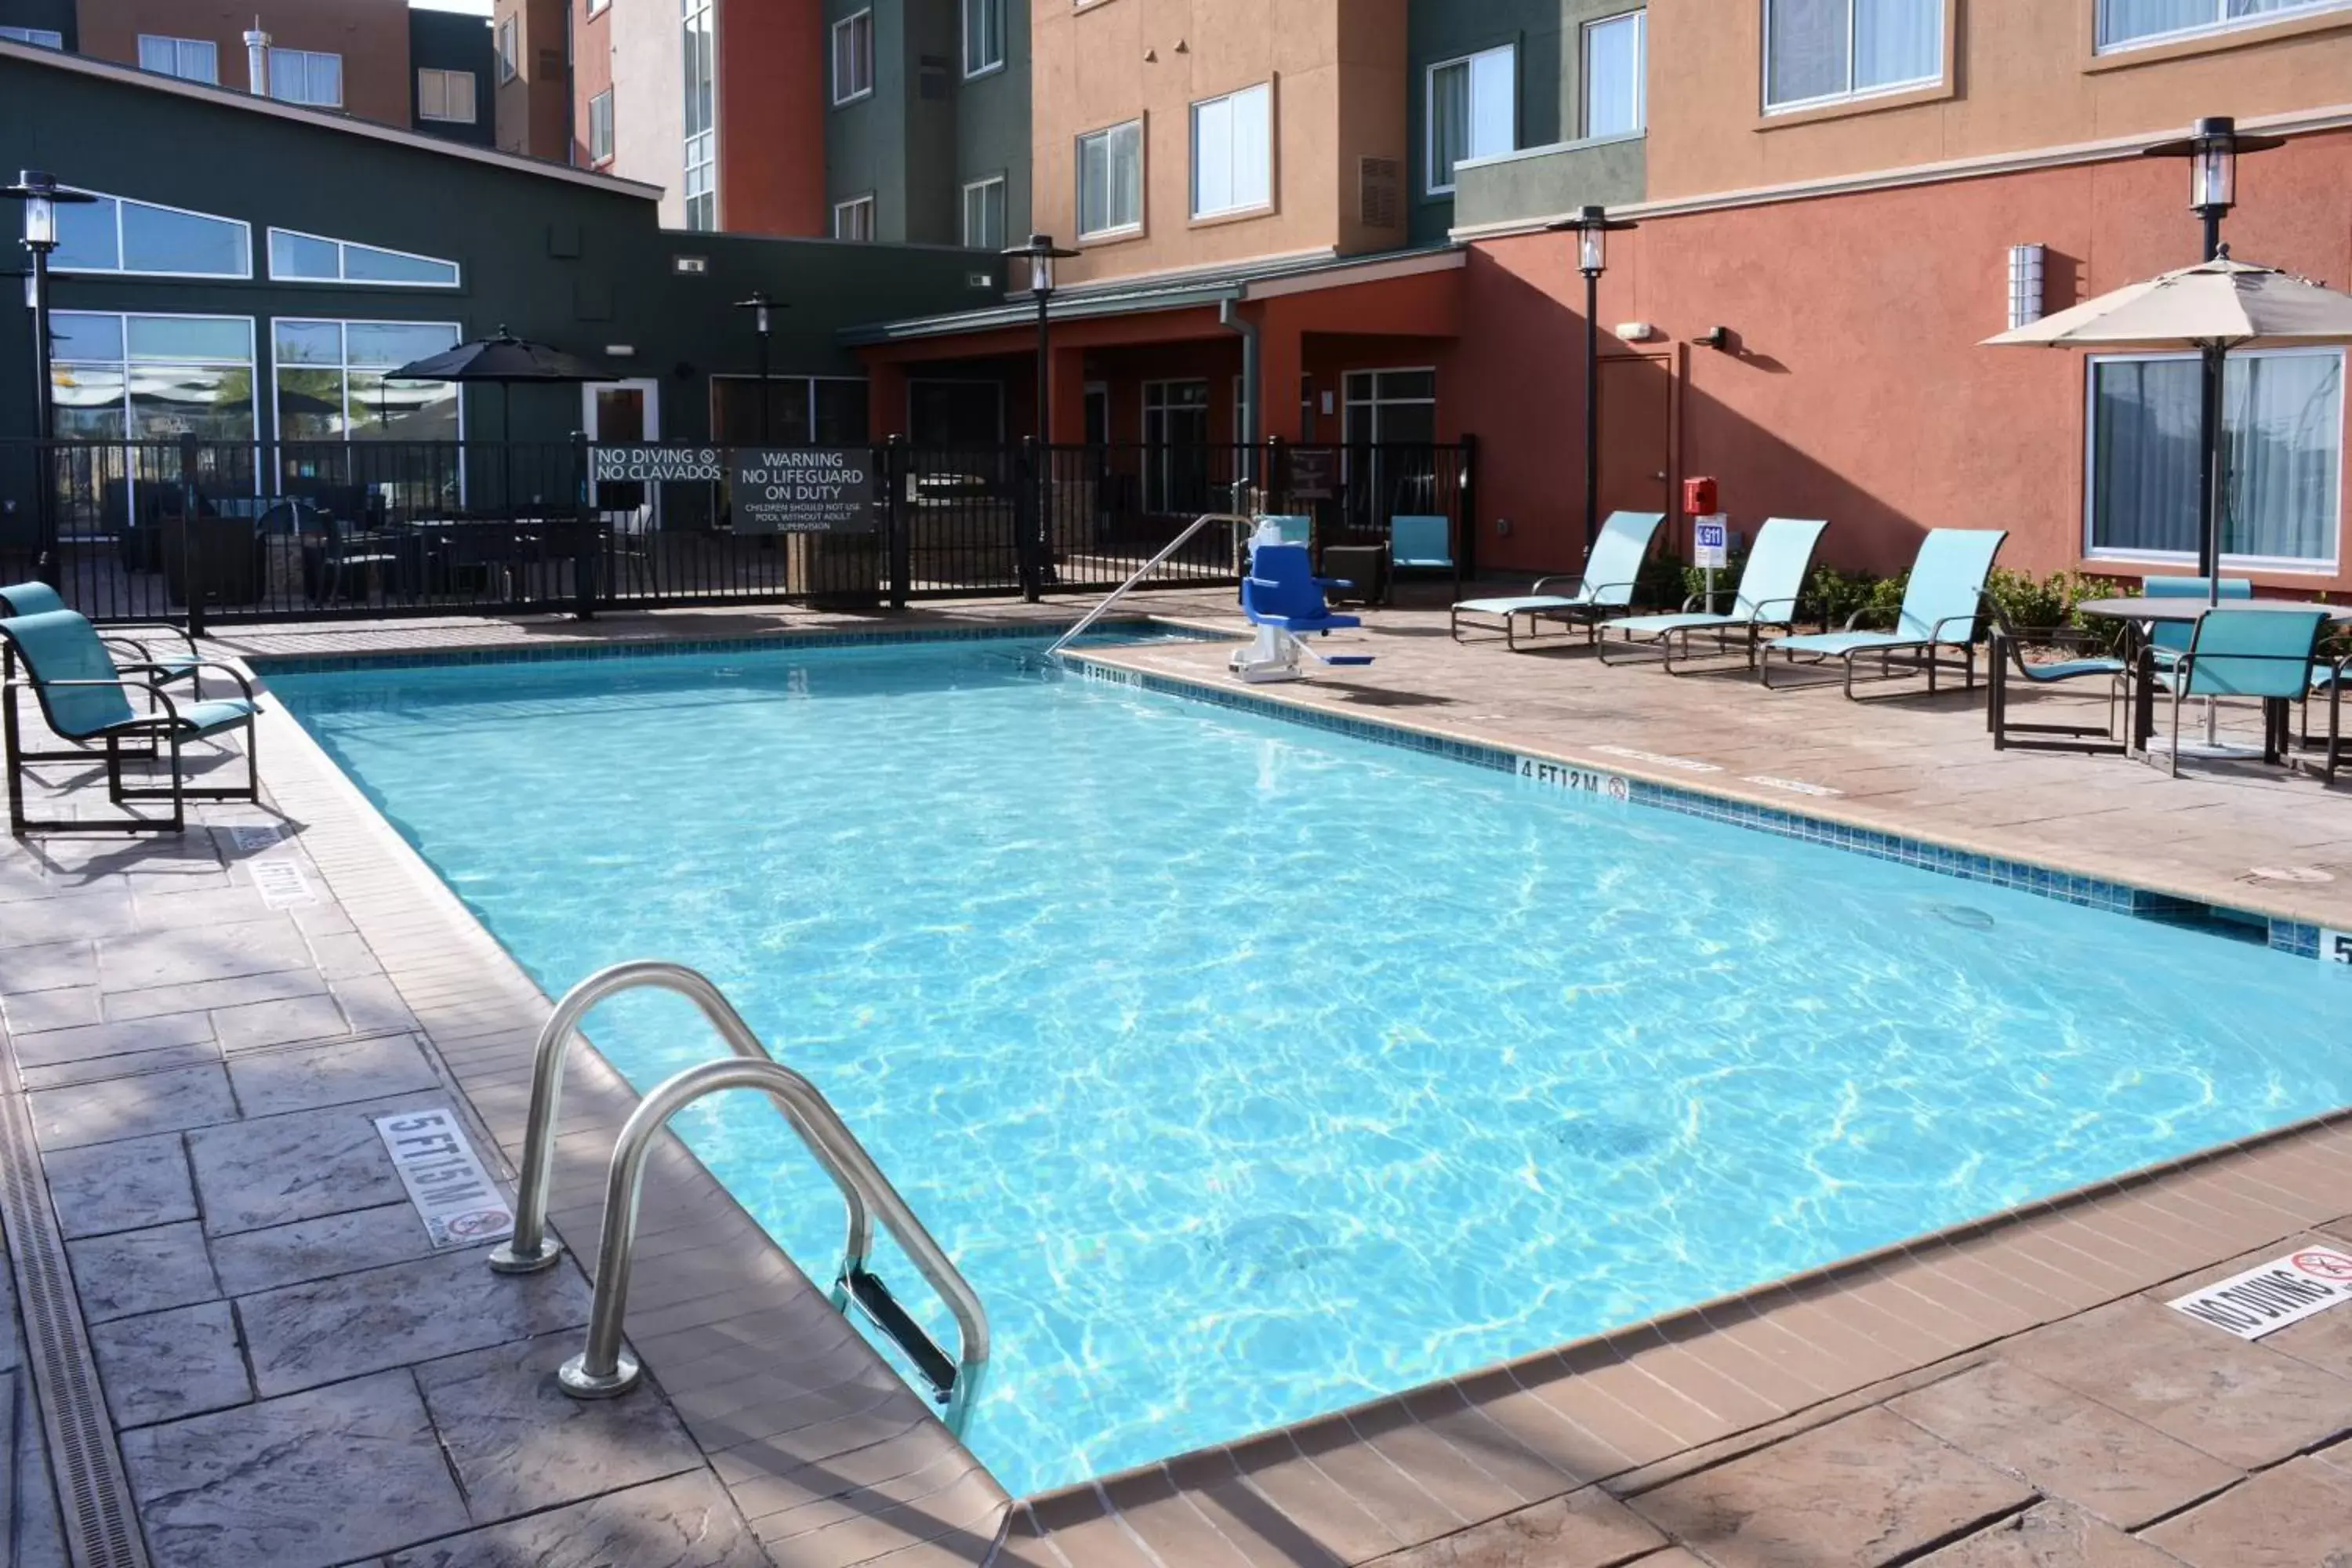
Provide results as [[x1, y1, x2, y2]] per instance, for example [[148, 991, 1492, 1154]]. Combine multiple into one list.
[[2006, 244, 2046, 330], [603, 344, 636, 358], [1691, 326, 1733, 350], [1614, 321, 1657, 341], [672, 255, 709, 275]]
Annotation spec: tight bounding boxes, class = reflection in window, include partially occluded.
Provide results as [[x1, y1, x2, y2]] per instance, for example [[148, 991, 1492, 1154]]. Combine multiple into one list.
[[1192, 82, 1272, 218], [273, 318, 463, 444], [138, 34, 217, 82], [1583, 11, 1646, 139], [270, 47, 343, 106], [2098, 0, 2352, 50], [267, 228, 460, 287], [48, 310, 256, 443], [1078, 119, 1144, 237], [52, 191, 251, 278], [1427, 45, 1515, 194], [683, 0, 716, 230], [1, 26, 64, 46], [1764, 0, 1941, 112]]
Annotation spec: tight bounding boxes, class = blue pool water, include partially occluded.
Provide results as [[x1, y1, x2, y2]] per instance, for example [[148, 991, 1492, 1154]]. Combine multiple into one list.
[[270, 637, 2350, 1497]]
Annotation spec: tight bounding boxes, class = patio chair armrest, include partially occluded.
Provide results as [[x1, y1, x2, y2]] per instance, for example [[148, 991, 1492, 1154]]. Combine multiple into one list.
[[7, 677, 183, 725], [1529, 575, 1584, 596], [1584, 579, 1641, 602], [125, 659, 255, 702], [1746, 594, 1802, 620], [1840, 606, 1896, 632], [1679, 592, 1708, 613], [100, 620, 199, 656], [1929, 612, 1984, 643]]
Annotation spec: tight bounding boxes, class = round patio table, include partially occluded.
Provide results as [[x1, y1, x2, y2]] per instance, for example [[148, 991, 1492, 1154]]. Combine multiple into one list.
[[2072, 597, 2352, 757]]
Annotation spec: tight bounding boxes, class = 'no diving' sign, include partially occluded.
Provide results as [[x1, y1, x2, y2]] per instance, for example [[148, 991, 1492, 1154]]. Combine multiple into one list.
[[2167, 1245, 2352, 1340]]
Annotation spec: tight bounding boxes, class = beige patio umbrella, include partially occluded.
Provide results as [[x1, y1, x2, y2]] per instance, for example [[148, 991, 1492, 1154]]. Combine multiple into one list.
[[1983, 256, 2352, 601]]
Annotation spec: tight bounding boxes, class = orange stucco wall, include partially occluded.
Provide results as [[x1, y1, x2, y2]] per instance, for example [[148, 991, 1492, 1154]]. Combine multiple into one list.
[[1457, 129, 2352, 589], [492, 0, 569, 160], [1031, 0, 1407, 286], [1650, 0, 2352, 201], [713, 0, 825, 237]]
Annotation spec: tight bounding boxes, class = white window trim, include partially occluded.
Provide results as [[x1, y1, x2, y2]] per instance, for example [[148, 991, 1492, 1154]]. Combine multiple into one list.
[[1189, 81, 1275, 220], [587, 88, 615, 163], [1425, 44, 1515, 197], [137, 34, 217, 82], [833, 9, 874, 106], [496, 17, 518, 82], [51, 189, 254, 281], [960, 173, 1007, 249], [1761, 0, 1944, 115], [961, 0, 1004, 78], [270, 46, 345, 107], [587, 0, 611, 14], [2080, 346, 2346, 575], [418, 67, 478, 123], [1076, 117, 1145, 240], [1581, 9, 1646, 140], [833, 193, 877, 241], [0, 26, 64, 47], [51, 310, 257, 368], [2096, 0, 2352, 53], [267, 315, 468, 448], [266, 227, 462, 289]]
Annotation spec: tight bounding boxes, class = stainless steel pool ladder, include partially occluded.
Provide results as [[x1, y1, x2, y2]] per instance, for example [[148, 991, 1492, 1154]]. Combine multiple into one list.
[[487, 960, 989, 1435], [1045, 511, 1248, 659]]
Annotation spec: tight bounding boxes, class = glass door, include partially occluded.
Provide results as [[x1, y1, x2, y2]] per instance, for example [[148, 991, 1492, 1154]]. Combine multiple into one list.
[[583, 378, 659, 515]]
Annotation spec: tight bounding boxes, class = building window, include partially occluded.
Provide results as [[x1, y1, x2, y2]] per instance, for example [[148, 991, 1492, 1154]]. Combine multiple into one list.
[[1426, 45, 1514, 194], [2098, 0, 2352, 49], [2088, 349, 2343, 569], [963, 0, 1003, 75], [496, 16, 517, 82], [1343, 368, 1439, 444], [47, 311, 255, 442], [588, 0, 612, 13], [1763, 0, 1942, 113], [0, 26, 64, 47], [712, 376, 869, 444], [682, 0, 715, 229], [1191, 82, 1272, 219], [273, 318, 463, 443], [1142, 381, 1211, 514], [961, 175, 1006, 250], [267, 228, 461, 288], [588, 89, 615, 162], [833, 9, 874, 104], [137, 34, 219, 83], [418, 67, 477, 122], [52, 190, 251, 279], [834, 194, 877, 241], [1583, 12, 1646, 138], [1077, 118, 1144, 238], [270, 48, 343, 106]]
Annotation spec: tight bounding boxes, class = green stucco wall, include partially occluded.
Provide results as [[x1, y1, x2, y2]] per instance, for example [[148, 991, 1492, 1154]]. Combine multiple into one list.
[[1451, 132, 1645, 230], [824, 0, 1029, 249]]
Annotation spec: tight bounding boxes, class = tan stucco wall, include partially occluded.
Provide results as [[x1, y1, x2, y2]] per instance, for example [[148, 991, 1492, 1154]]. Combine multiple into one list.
[[1648, 0, 2352, 200], [78, 0, 412, 128], [1031, 0, 1406, 285]]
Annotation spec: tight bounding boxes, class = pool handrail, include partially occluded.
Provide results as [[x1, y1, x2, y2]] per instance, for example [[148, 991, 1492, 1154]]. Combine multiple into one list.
[[1045, 512, 1248, 660], [553, 1055, 992, 1438]]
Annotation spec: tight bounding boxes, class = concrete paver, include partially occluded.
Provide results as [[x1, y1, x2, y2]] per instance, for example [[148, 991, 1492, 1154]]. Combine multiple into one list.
[[39, 1128, 197, 1237], [383, 1470, 774, 1568], [2140, 1457, 2352, 1566], [1915, 1502, 2187, 1566], [89, 1299, 251, 1428], [65, 1220, 220, 1322]]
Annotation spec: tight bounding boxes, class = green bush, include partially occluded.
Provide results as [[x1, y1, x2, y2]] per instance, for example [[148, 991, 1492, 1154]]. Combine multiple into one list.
[[1808, 564, 1884, 629]]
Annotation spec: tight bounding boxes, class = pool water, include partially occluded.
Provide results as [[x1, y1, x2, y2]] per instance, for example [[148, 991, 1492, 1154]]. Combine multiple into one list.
[[270, 637, 2352, 1497]]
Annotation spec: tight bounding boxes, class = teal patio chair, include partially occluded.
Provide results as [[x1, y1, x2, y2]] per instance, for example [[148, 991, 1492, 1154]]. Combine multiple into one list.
[[2142, 576, 2251, 670], [1450, 510, 1665, 650], [1763, 528, 2006, 697], [1389, 515, 1454, 572], [1259, 515, 1312, 545], [1983, 593, 2129, 754], [1596, 517, 1828, 673], [0, 581, 206, 761], [2151, 606, 2331, 777], [1, 608, 260, 836]]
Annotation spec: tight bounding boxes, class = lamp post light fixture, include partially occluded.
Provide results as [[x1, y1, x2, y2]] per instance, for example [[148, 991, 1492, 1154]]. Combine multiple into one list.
[[731, 291, 785, 441], [5, 170, 98, 586], [1547, 204, 1639, 554], [1004, 232, 1078, 601], [2144, 115, 2285, 264]]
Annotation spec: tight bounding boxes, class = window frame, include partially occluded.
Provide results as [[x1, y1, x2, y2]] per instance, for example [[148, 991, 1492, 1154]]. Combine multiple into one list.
[[51, 189, 254, 282], [2095, 0, 2352, 53], [268, 314, 467, 448], [1189, 81, 1275, 220], [1424, 43, 1516, 197], [833, 193, 877, 241], [1342, 366, 1440, 444], [587, 0, 612, 15], [1760, 0, 1946, 115], [1581, 9, 1646, 140], [2081, 345, 2347, 574], [137, 34, 219, 83], [708, 374, 870, 444], [47, 309, 260, 457], [1076, 116, 1145, 240], [269, 46, 344, 107], [587, 88, 615, 163], [960, 173, 1007, 250], [832, 9, 875, 106], [265, 227, 462, 289], [496, 16, 518, 82], [0, 26, 64, 47], [962, 0, 1004, 78], [417, 67, 479, 123]]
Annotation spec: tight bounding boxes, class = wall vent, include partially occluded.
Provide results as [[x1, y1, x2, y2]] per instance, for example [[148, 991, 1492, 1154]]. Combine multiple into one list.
[[1359, 158, 1402, 229]]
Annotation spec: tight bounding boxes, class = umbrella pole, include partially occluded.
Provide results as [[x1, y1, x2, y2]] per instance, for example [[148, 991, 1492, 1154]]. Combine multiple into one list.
[[2201, 342, 2226, 748]]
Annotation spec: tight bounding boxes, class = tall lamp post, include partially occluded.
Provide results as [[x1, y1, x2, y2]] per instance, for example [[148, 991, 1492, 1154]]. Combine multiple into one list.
[[731, 291, 783, 441], [1547, 205, 1639, 555], [5, 171, 98, 584], [1004, 233, 1076, 601], [2143, 117, 2283, 590]]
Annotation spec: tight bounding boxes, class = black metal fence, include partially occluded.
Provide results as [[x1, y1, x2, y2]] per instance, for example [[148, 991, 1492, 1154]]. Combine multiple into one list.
[[0, 434, 1475, 628]]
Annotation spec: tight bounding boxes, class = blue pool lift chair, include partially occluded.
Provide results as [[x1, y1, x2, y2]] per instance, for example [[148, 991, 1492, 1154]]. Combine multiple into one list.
[[1762, 528, 2006, 697], [2150, 605, 2332, 778], [1, 607, 260, 836], [1596, 517, 1828, 673], [1232, 532, 1375, 684], [1450, 510, 1667, 651], [0, 580, 205, 761]]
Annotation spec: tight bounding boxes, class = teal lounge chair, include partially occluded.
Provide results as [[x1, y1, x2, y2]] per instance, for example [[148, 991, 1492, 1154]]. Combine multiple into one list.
[[1596, 517, 1828, 673], [0, 582, 205, 763], [2, 608, 260, 836], [1389, 516, 1454, 572], [1451, 510, 1664, 650], [1984, 594, 2129, 754], [1763, 528, 2005, 697], [2150, 606, 2331, 777]]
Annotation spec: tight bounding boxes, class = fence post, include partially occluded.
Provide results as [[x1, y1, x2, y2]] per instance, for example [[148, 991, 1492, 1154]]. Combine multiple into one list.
[[1457, 432, 1479, 586], [884, 437, 908, 612], [178, 433, 205, 641], [1017, 437, 1040, 604], [572, 431, 597, 620]]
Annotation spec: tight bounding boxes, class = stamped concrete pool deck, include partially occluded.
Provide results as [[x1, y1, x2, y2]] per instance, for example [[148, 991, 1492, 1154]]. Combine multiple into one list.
[[1, 593, 2348, 1568]]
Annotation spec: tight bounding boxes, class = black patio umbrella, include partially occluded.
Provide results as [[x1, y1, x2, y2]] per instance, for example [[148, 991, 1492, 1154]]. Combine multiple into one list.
[[387, 326, 611, 513]]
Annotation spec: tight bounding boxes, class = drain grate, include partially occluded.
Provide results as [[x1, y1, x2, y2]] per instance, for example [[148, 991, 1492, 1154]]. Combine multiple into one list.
[[0, 1081, 149, 1568]]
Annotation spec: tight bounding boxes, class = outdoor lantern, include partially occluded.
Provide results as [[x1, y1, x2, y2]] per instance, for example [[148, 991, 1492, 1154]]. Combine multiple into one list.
[[5, 169, 93, 253], [1579, 222, 1606, 275], [2146, 117, 2283, 260], [1544, 205, 1641, 552]]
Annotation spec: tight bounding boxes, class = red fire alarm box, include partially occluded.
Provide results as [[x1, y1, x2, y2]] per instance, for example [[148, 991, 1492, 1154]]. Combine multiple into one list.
[[1682, 476, 1719, 517]]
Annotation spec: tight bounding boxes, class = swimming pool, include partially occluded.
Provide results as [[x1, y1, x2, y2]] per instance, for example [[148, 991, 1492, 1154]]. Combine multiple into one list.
[[268, 633, 2350, 1497]]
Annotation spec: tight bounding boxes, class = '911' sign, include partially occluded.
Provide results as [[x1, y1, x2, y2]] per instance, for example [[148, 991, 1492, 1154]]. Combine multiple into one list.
[[731, 448, 878, 534]]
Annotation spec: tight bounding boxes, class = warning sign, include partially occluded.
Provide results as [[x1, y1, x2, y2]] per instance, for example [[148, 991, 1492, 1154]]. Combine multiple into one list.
[[729, 447, 878, 534], [2167, 1246, 2352, 1340]]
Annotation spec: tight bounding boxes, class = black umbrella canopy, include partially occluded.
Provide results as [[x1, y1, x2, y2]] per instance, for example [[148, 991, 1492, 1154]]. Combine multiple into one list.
[[387, 326, 610, 384]]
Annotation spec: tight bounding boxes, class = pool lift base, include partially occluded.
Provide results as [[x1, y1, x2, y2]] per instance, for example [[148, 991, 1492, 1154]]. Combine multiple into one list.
[[1229, 626, 1375, 684]]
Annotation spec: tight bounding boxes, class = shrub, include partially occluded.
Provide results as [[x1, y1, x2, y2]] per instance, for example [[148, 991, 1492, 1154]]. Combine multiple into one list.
[[1808, 564, 1885, 629]]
